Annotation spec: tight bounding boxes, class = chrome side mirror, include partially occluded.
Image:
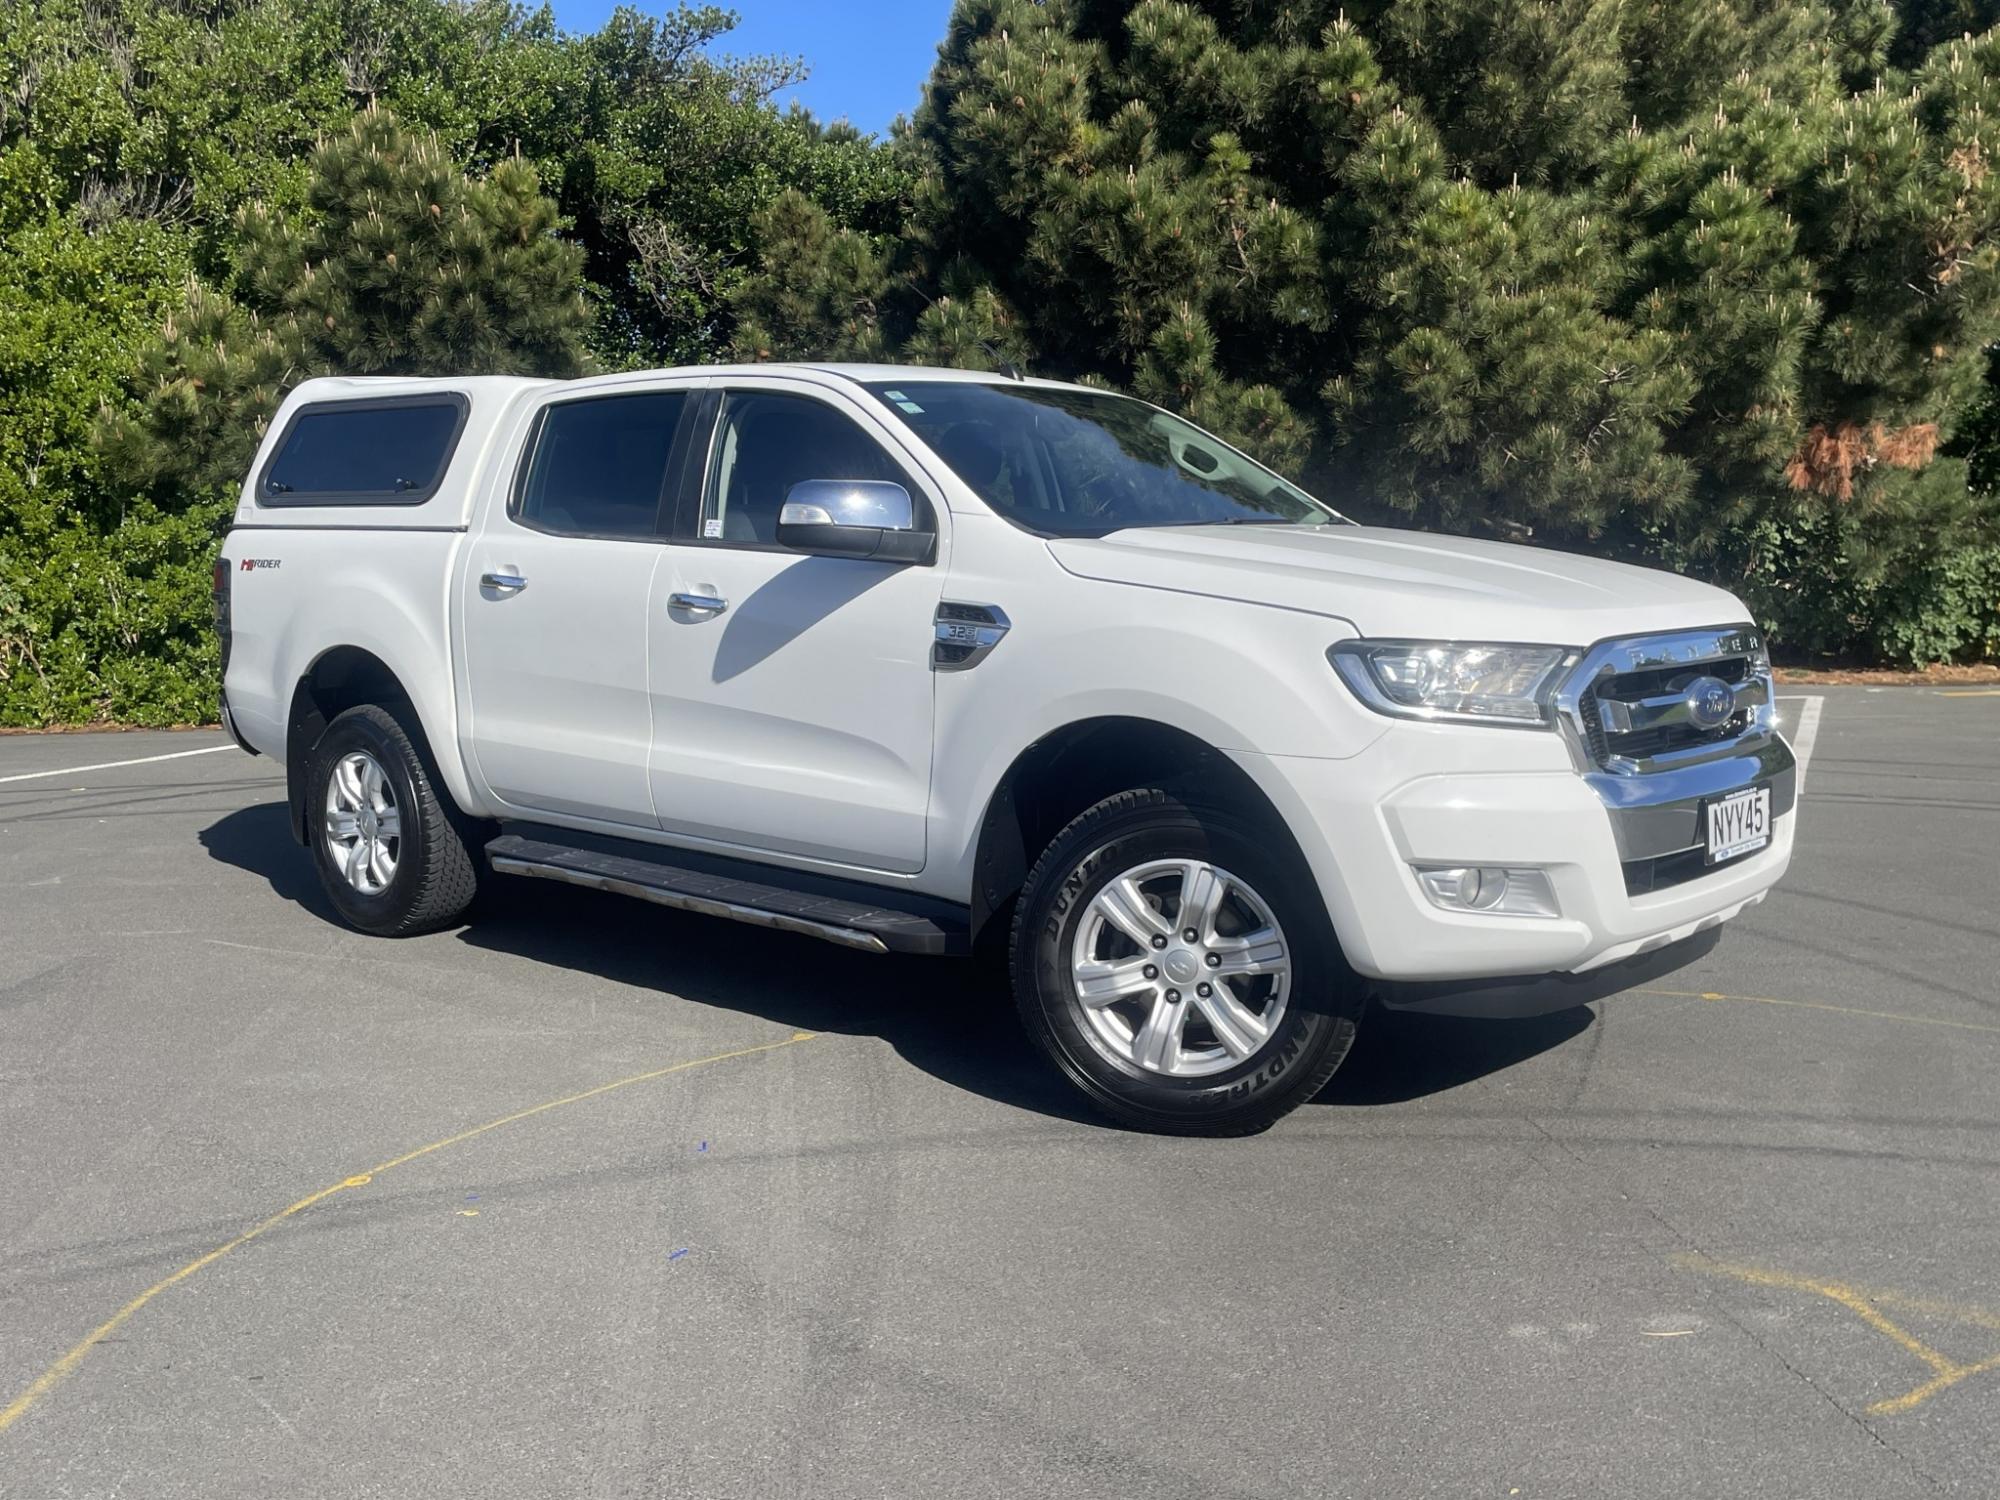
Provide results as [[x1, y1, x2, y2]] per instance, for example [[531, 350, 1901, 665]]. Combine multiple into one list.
[[776, 480, 934, 564]]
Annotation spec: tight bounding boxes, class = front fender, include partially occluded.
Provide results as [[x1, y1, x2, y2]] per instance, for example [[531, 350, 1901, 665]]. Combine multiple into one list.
[[930, 587, 1388, 900]]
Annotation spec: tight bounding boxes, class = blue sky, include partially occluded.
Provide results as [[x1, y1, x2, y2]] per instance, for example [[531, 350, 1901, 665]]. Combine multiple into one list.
[[546, 1, 956, 136]]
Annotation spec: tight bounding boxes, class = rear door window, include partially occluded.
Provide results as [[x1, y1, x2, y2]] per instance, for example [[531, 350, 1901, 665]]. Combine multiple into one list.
[[514, 391, 690, 539], [260, 396, 468, 505]]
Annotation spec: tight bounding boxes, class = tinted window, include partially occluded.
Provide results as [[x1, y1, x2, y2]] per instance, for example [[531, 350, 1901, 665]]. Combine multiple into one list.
[[699, 391, 912, 546], [516, 391, 688, 538], [864, 382, 1344, 537], [262, 398, 466, 505]]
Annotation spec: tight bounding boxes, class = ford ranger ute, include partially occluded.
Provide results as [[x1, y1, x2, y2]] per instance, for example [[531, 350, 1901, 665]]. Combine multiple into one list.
[[215, 364, 1797, 1134]]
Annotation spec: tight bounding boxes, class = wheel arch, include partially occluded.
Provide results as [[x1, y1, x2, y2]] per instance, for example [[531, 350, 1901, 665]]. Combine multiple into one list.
[[285, 645, 469, 845], [966, 716, 1331, 951]]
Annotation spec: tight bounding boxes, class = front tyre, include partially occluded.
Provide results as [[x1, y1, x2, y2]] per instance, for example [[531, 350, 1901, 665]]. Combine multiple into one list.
[[307, 704, 480, 937], [1012, 788, 1361, 1135]]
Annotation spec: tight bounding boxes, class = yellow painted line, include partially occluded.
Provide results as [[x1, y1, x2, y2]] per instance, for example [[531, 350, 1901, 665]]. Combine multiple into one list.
[[1638, 987, 2000, 1038], [1676, 1254, 2000, 1416], [1820, 1286, 1960, 1377], [0, 1030, 816, 1437], [1937, 689, 2000, 697], [1869, 1352, 2000, 1416]]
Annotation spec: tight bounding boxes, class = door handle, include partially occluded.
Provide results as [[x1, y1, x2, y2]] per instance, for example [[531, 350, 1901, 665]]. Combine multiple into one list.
[[668, 591, 728, 615], [481, 571, 528, 593]]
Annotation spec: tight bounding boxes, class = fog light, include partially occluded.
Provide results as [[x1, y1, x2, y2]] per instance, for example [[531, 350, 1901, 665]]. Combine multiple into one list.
[[1416, 865, 1560, 918]]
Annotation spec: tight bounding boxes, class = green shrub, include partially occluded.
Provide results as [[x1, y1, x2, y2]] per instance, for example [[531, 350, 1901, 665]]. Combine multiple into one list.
[[0, 0, 908, 726], [0, 501, 227, 726], [1872, 546, 2000, 665], [1728, 510, 2000, 665]]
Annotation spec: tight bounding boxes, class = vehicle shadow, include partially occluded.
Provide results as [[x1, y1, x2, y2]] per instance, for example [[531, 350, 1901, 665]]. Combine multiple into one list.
[[1315, 1005, 1595, 1108], [711, 556, 899, 682], [199, 802, 1601, 1127], [198, 798, 340, 919], [465, 868, 1104, 1121]]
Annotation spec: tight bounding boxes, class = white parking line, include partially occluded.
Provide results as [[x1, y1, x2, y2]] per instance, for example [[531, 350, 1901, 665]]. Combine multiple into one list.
[[1776, 694, 1825, 792], [0, 744, 237, 786]]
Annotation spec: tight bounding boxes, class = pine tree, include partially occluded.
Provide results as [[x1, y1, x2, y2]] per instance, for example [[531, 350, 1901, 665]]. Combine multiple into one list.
[[101, 107, 590, 505], [729, 189, 895, 362], [732, 0, 2000, 661], [1891, 0, 2000, 66]]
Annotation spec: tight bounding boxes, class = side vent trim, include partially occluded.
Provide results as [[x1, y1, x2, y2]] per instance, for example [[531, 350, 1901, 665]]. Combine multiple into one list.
[[933, 602, 1011, 672]]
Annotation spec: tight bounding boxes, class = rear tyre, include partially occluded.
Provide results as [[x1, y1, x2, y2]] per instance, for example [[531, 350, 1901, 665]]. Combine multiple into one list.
[[307, 704, 480, 937], [1011, 788, 1361, 1136]]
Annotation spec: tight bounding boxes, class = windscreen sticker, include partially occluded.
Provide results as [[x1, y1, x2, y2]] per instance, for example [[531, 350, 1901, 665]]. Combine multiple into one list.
[[884, 389, 924, 412], [703, 518, 723, 538]]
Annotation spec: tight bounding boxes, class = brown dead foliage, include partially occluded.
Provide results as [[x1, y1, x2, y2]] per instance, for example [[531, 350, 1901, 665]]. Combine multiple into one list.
[[1782, 420, 1940, 501]]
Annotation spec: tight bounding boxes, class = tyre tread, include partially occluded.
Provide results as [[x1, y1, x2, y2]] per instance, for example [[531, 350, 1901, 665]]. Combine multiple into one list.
[[315, 704, 479, 937], [1010, 786, 1357, 1136]]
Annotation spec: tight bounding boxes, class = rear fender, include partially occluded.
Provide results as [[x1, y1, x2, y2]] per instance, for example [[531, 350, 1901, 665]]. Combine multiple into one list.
[[269, 565, 485, 837]]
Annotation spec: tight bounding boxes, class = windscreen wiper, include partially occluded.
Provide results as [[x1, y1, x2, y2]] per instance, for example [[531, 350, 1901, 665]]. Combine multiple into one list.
[[1148, 515, 1311, 529]]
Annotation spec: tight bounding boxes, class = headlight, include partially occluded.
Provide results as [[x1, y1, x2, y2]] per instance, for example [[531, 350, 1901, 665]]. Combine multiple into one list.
[[1328, 640, 1576, 727]]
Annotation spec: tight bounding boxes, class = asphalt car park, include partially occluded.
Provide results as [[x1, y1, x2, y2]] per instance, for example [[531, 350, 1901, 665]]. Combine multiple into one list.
[[1, 685, 1997, 1498]]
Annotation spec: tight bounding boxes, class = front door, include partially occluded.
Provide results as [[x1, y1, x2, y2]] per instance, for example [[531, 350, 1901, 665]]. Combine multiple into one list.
[[460, 384, 696, 827], [647, 380, 944, 873]]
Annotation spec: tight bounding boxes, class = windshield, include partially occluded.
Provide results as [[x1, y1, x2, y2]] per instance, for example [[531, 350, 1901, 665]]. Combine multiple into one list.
[[864, 381, 1347, 536]]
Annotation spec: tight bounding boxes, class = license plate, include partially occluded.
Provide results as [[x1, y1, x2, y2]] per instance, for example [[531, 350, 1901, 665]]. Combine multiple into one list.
[[1705, 786, 1771, 864]]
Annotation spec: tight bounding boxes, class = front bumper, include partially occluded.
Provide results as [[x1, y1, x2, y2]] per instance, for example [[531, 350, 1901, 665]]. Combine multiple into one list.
[[1374, 925, 1726, 1018], [1230, 723, 1796, 984]]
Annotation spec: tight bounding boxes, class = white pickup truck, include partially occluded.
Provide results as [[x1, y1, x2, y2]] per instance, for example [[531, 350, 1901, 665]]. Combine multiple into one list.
[[217, 363, 1796, 1133]]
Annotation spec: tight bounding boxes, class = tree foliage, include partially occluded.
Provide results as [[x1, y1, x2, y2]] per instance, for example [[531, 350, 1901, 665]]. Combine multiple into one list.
[[734, 0, 2000, 663], [101, 108, 591, 506], [7, 0, 2000, 730], [0, 210, 210, 721], [0, 0, 905, 724]]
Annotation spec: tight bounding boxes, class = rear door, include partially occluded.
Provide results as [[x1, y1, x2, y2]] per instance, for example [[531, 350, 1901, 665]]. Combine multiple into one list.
[[646, 378, 945, 873], [459, 380, 701, 827]]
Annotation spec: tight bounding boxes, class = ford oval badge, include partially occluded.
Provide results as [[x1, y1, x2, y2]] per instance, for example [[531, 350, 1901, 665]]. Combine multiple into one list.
[[1684, 675, 1736, 731]]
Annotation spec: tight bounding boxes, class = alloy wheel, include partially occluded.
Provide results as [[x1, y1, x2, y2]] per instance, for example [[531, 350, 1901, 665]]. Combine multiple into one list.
[[324, 750, 402, 896], [1068, 857, 1291, 1078]]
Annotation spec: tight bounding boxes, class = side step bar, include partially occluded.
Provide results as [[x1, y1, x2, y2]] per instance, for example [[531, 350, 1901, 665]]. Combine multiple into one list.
[[483, 833, 969, 957]]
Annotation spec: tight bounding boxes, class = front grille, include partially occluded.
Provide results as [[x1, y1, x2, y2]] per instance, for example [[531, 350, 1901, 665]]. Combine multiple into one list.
[[1563, 627, 1786, 889], [1567, 629, 1768, 773], [1580, 696, 1609, 764], [1598, 656, 1750, 696], [1584, 699, 1750, 762]]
